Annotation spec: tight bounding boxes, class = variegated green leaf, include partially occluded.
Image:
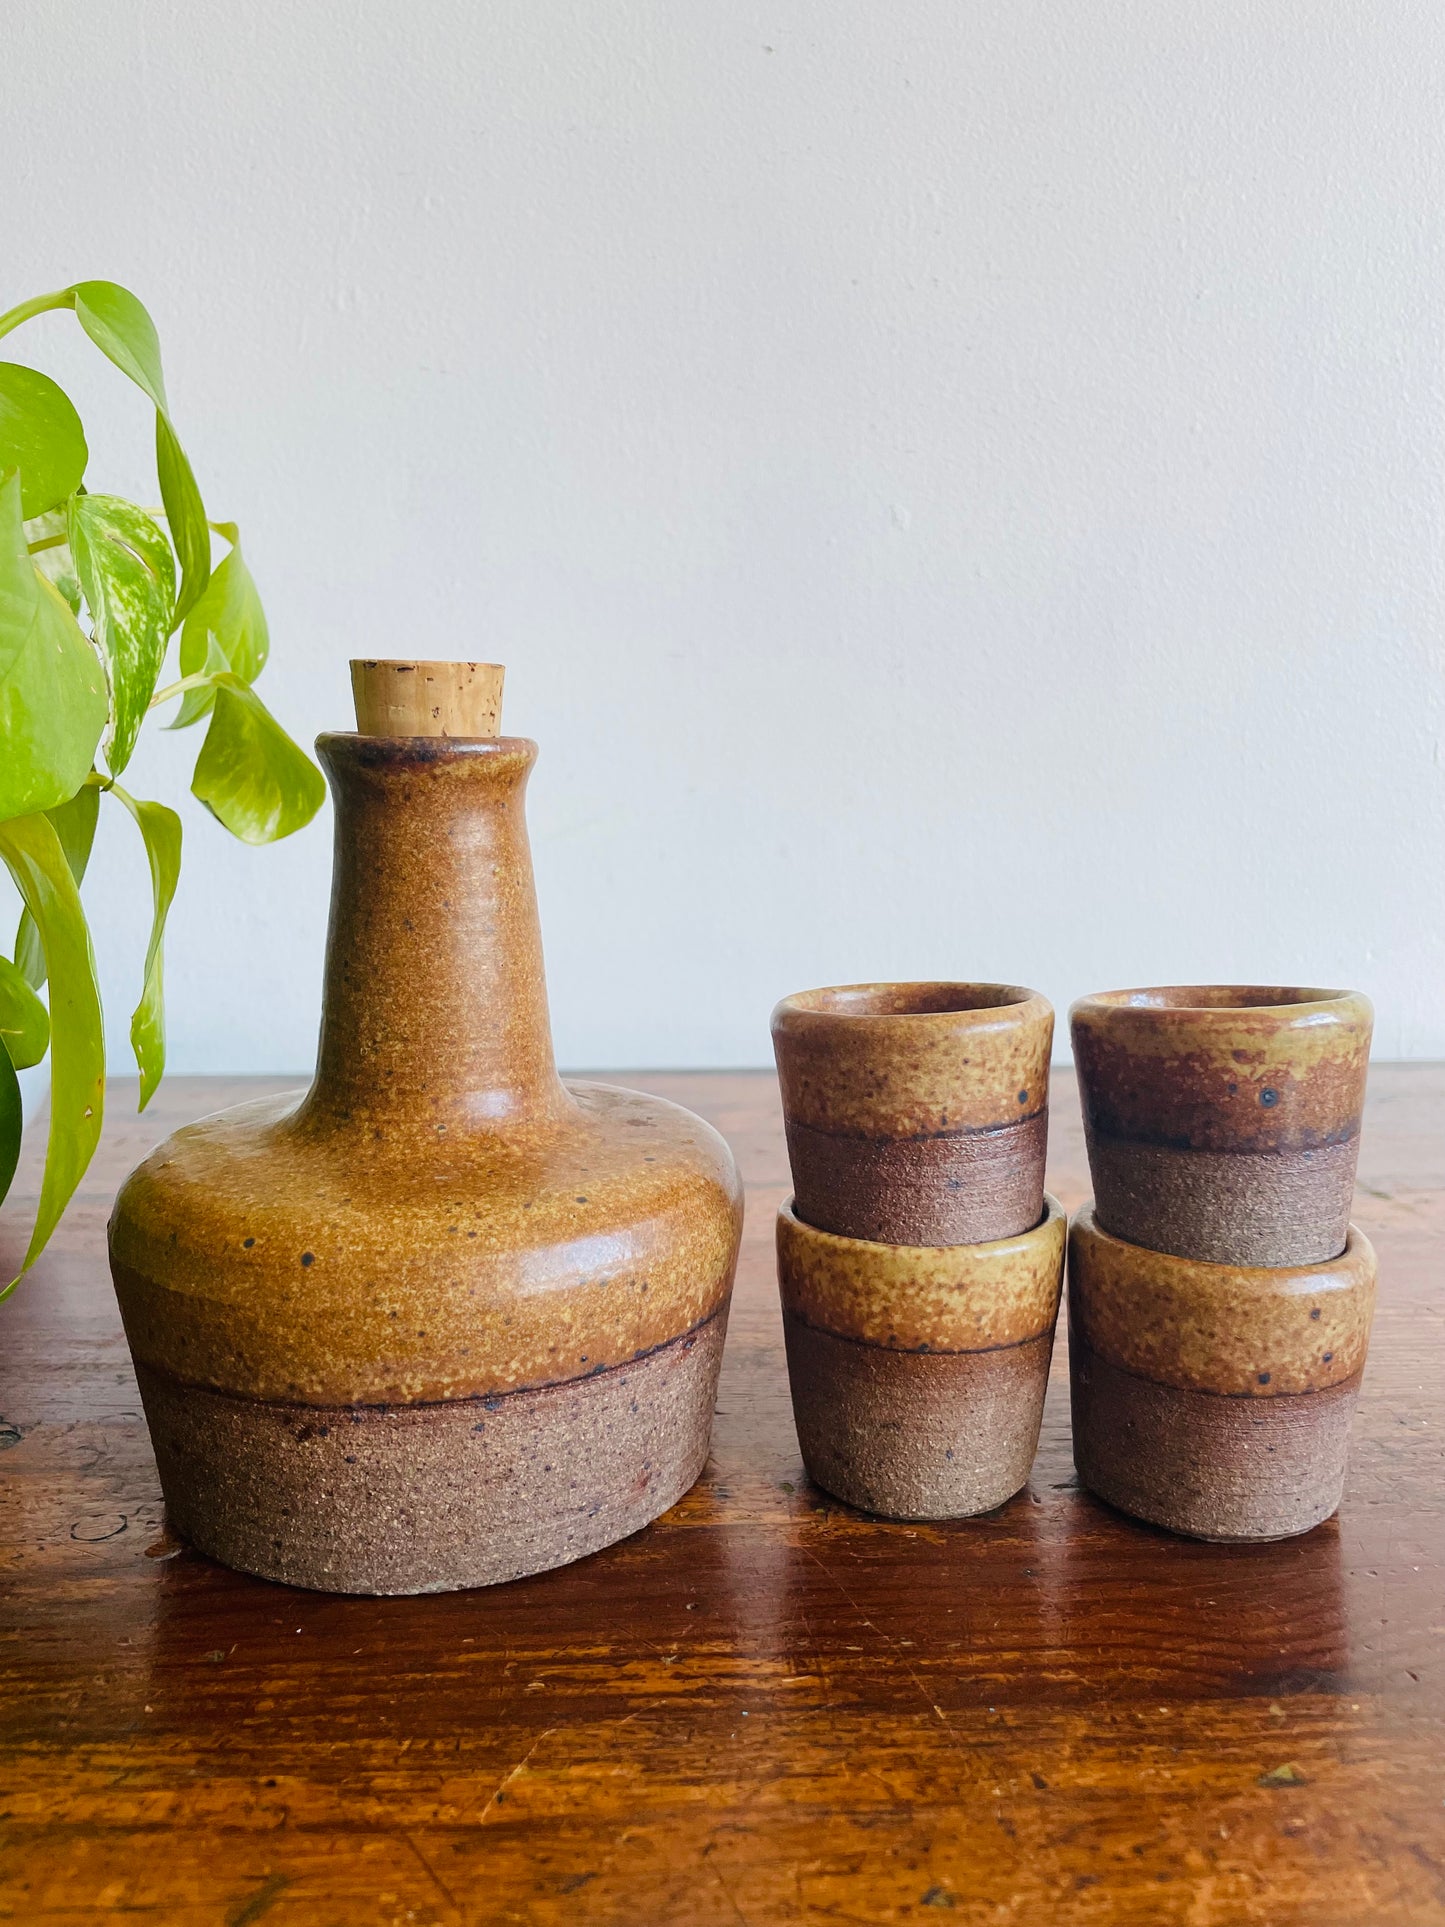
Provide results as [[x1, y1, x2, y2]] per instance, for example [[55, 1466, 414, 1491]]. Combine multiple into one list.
[[70, 281, 168, 410], [173, 523, 269, 728], [0, 472, 108, 825], [0, 363, 87, 518], [25, 506, 82, 614], [68, 493, 175, 774], [14, 781, 98, 989], [0, 953, 49, 1070], [68, 282, 210, 623], [0, 811, 105, 1293], [156, 414, 209, 624], [191, 667, 324, 844], [109, 786, 181, 1108]]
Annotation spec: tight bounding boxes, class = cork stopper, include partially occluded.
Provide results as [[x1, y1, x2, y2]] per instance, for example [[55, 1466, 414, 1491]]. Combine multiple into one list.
[[350, 660, 505, 738]]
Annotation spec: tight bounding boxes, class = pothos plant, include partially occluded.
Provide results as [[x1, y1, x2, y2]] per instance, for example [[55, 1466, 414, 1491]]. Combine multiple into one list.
[[0, 281, 323, 1295]]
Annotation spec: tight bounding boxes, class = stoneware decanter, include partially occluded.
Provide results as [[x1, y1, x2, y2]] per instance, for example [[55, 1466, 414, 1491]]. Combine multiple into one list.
[[108, 660, 743, 1594]]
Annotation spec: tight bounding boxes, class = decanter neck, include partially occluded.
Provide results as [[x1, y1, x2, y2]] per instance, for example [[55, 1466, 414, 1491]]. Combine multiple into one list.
[[303, 733, 571, 1136]]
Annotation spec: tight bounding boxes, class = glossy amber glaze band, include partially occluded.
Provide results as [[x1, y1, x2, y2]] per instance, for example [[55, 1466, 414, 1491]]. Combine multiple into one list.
[[1067, 1203, 1375, 1397], [777, 1195, 1065, 1354], [777, 1195, 1065, 1519], [1070, 985, 1372, 1265], [772, 982, 1053, 1245]]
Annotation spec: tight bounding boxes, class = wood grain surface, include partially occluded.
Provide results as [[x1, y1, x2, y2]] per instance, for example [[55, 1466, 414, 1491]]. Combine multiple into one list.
[[1, 1067, 1442, 1925]]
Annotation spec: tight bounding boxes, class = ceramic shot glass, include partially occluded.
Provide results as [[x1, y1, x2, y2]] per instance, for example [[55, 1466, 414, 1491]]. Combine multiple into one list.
[[771, 984, 1054, 1246], [777, 1195, 1066, 1519], [1068, 1203, 1376, 1542], [1070, 987, 1373, 1267]]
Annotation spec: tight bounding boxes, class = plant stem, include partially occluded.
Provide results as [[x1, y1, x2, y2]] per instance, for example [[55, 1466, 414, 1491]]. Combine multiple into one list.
[[0, 290, 73, 343], [26, 533, 68, 555], [148, 670, 216, 710]]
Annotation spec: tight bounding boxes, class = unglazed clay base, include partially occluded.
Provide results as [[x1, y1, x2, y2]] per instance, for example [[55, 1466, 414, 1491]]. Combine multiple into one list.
[[1069, 1331, 1361, 1542], [784, 1314, 1053, 1519], [137, 1312, 726, 1595]]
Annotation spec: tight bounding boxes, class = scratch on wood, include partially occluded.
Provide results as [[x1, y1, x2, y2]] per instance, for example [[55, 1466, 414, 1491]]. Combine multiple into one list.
[[479, 1727, 557, 1822], [405, 1832, 462, 1915], [800, 1544, 963, 1747], [700, 1842, 752, 1926], [227, 1872, 289, 1927]]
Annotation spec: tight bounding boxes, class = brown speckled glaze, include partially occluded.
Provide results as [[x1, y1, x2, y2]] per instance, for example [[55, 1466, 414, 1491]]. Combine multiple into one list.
[[108, 732, 742, 1594], [1068, 1203, 1376, 1541], [777, 1195, 1065, 1519], [1071, 986, 1372, 1266], [772, 984, 1053, 1245]]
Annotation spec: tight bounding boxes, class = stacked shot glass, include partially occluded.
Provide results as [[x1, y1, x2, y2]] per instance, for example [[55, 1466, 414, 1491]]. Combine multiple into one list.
[[1069, 987, 1377, 1542], [771, 984, 1064, 1520]]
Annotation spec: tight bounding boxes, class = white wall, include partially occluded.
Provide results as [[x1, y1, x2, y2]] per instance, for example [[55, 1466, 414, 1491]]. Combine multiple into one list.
[[4, 0, 1443, 1080]]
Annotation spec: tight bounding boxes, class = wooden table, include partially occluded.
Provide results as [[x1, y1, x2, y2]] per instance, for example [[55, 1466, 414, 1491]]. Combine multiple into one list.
[[2, 1067, 1442, 1925]]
